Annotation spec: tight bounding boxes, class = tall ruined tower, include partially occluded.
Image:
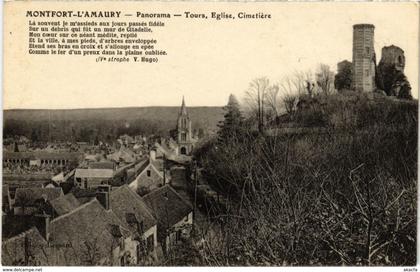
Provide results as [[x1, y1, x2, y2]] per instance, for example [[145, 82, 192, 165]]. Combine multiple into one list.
[[177, 97, 193, 155], [352, 24, 376, 92]]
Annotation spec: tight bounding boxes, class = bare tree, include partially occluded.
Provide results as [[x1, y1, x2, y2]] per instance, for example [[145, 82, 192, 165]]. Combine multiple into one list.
[[15, 190, 32, 215], [244, 77, 271, 132], [278, 71, 313, 116], [316, 64, 335, 95], [264, 84, 281, 121], [282, 94, 298, 116]]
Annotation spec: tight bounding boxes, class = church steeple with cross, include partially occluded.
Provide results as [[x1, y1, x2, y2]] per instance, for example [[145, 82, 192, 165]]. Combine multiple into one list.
[[177, 96, 193, 155]]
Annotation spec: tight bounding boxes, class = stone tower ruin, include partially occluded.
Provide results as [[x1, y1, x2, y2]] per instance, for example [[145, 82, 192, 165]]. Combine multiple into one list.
[[376, 45, 411, 98], [352, 24, 376, 92], [379, 45, 405, 72]]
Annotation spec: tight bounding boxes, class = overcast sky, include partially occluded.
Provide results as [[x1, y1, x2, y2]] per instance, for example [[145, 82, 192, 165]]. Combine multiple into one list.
[[4, 1, 418, 109]]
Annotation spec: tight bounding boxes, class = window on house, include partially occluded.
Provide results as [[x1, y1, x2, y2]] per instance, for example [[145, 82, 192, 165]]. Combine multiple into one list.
[[175, 230, 181, 242], [147, 235, 154, 252], [365, 47, 370, 54], [365, 69, 369, 76], [120, 237, 125, 249], [146, 170, 151, 177], [181, 133, 186, 141], [138, 221, 144, 234], [136, 244, 142, 260]]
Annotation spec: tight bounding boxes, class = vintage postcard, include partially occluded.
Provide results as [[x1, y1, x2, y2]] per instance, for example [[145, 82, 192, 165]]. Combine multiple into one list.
[[1, 1, 418, 269]]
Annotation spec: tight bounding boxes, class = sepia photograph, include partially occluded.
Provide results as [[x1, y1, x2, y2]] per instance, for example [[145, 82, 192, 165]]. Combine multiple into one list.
[[1, 1, 418, 269]]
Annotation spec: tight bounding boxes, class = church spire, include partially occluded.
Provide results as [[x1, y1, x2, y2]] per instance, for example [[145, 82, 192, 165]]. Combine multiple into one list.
[[180, 96, 188, 116]]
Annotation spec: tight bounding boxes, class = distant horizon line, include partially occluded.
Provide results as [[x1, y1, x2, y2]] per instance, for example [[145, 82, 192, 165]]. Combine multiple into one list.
[[3, 105, 224, 111]]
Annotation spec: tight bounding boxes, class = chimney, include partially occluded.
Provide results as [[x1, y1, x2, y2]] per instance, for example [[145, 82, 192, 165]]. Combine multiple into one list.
[[137, 220, 144, 235], [35, 214, 51, 242], [150, 150, 156, 161], [96, 185, 111, 210], [45, 216, 50, 242]]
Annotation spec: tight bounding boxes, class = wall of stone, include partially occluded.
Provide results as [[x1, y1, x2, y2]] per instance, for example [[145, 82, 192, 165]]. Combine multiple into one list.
[[352, 24, 376, 92], [379, 45, 405, 72]]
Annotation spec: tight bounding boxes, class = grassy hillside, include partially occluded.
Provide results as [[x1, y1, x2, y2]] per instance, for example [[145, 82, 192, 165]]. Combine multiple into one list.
[[194, 92, 417, 266]]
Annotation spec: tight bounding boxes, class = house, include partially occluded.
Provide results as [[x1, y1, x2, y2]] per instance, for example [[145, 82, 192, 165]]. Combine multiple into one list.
[[128, 159, 165, 194], [51, 172, 65, 183], [154, 142, 176, 160], [109, 185, 159, 263], [69, 187, 97, 204], [3, 151, 83, 168], [13, 187, 63, 215], [143, 185, 193, 253], [2, 227, 50, 266], [111, 163, 135, 187], [50, 193, 81, 216], [74, 168, 114, 189], [76, 142, 90, 152], [119, 135, 135, 147], [47, 195, 138, 265], [107, 147, 136, 165]]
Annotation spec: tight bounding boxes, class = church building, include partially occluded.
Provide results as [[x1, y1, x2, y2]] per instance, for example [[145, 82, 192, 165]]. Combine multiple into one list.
[[176, 97, 193, 155]]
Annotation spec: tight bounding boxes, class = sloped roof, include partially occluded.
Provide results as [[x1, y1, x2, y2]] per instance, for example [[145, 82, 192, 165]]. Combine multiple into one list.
[[84, 154, 97, 162], [107, 148, 135, 164], [2, 227, 50, 266], [109, 185, 157, 235], [51, 172, 65, 183], [151, 159, 164, 172], [69, 187, 97, 198], [143, 185, 192, 241], [88, 161, 115, 170], [113, 162, 135, 179], [64, 169, 76, 181], [74, 168, 113, 179], [180, 96, 189, 116], [68, 187, 97, 204], [119, 134, 134, 142], [50, 193, 81, 216], [155, 143, 177, 161], [49, 199, 132, 265], [42, 180, 60, 188], [14, 187, 63, 206], [155, 142, 171, 155], [134, 159, 149, 176]]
